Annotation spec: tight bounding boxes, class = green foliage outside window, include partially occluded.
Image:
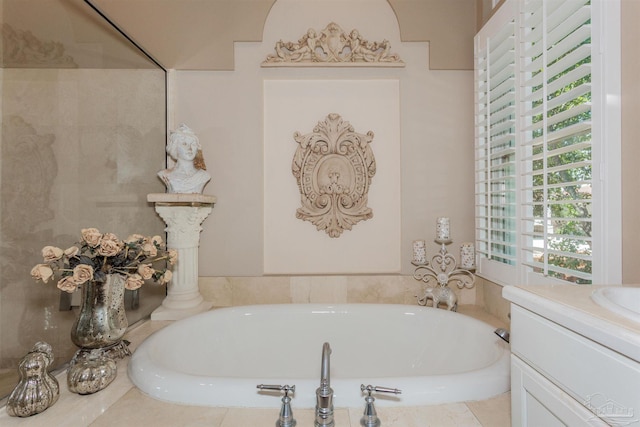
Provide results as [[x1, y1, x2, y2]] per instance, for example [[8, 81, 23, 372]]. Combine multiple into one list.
[[529, 35, 592, 283]]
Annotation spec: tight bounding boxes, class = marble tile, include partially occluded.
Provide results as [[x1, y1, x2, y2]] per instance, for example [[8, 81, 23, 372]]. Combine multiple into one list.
[[199, 277, 233, 307], [218, 408, 275, 426], [457, 286, 477, 305], [290, 276, 348, 303], [125, 319, 172, 352], [457, 305, 508, 329], [399, 275, 426, 305], [346, 275, 410, 304], [466, 392, 511, 427], [480, 278, 511, 325], [348, 403, 483, 427], [197, 275, 480, 309], [221, 407, 351, 426], [229, 277, 291, 305], [475, 278, 485, 307], [90, 388, 228, 427]]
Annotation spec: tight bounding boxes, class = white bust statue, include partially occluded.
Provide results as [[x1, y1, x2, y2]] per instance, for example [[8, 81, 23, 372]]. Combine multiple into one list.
[[158, 124, 211, 194]]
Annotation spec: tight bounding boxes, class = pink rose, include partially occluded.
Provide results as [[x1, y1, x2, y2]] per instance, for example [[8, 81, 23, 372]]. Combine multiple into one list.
[[31, 264, 54, 283], [81, 228, 102, 247], [72, 264, 94, 285], [125, 274, 144, 290], [151, 235, 165, 249], [57, 276, 77, 293], [158, 270, 172, 285], [124, 234, 145, 244], [42, 246, 64, 262], [168, 249, 178, 265], [137, 264, 155, 280], [64, 246, 79, 257], [97, 233, 123, 257], [142, 242, 157, 257]]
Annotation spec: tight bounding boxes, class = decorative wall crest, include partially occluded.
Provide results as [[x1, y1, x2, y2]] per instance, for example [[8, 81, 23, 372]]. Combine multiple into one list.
[[263, 22, 403, 67], [2, 24, 77, 68], [292, 114, 376, 238]]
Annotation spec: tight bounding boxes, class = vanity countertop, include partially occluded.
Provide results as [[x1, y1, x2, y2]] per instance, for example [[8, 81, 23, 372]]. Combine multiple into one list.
[[503, 284, 640, 363]]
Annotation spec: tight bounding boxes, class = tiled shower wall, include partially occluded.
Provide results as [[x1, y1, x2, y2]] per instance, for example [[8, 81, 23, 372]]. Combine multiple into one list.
[[0, 68, 166, 374]]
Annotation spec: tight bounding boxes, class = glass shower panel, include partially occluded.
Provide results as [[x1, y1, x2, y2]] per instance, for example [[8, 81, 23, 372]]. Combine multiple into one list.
[[0, 0, 167, 399]]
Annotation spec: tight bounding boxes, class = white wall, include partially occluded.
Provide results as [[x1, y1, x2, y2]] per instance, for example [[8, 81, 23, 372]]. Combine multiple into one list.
[[173, 0, 475, 276]]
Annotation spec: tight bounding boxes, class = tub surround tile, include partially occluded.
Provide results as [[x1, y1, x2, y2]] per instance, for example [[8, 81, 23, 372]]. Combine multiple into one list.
[[198, 277, 233, 307], [466, 392, 511, 427], [222, 407, 351, 427], [230, 277, 291, 305], [457, 305, 508, 329], [457, 285, 477, 305], [348, 403, 482, 427], [218, 408, 275, 426], [346, 275, 410, 304], [125, 319, 172, 352], [290, 276, 349, 303], [474, 278, 485, 307], [479, 278, 511, 325], [90, 388, 228, 427], [198, 275, 477, 307]]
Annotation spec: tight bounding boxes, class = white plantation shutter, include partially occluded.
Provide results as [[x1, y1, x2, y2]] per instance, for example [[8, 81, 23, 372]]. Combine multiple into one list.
[[520, 0, 593, 283], [475, 2, 518, 283], [474, 0, 620, 286]]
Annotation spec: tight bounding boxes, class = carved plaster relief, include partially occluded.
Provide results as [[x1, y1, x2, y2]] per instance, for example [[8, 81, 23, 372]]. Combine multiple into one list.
[[263, 22, 403, 67], [292, 114, 376, 238], [1, 24, 77, 68]]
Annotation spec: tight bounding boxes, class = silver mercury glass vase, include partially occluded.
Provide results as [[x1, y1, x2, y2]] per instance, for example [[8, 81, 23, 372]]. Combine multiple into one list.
[[70, 273, 129, 355]]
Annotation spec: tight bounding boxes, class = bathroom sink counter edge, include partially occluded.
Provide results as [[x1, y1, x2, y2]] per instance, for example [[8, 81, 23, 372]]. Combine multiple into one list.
[[503, 284, 640, 363]]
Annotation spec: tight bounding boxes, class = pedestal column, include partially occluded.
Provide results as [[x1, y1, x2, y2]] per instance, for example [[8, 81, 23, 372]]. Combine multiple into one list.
[[148, 193, 216, 320]]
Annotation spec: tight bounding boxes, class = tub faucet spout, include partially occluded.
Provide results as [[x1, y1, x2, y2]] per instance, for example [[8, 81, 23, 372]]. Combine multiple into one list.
[[315, 342, 334, 427]]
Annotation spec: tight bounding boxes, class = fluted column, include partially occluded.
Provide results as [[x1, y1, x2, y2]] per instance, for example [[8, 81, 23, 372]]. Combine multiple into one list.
[[148, 193, 216, 320]]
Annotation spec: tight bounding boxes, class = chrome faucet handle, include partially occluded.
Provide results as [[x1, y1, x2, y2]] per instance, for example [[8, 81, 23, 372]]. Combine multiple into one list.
[[361, 385, 402, 395], [256, 384, 296, 427], [360, 384, 402, 427]]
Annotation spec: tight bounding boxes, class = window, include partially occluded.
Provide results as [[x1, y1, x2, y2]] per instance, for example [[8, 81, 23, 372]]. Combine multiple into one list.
[[474, 0, 621, 286]]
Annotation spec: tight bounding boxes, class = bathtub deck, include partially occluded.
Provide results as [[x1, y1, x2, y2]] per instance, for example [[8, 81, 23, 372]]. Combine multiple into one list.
[[0, 305, 510, 427]]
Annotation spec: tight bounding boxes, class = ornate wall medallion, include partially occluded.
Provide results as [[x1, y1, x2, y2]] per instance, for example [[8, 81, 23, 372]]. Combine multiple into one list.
[[292, 113, 376, 237], [263, 22, 403, 67]]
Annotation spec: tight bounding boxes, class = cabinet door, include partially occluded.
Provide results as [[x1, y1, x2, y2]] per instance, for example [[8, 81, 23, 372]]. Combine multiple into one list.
[[511, 356, 609, 427]]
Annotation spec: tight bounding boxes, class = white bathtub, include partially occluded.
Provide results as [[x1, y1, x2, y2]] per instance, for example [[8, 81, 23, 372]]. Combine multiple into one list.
[[128, 304, 510, 408]]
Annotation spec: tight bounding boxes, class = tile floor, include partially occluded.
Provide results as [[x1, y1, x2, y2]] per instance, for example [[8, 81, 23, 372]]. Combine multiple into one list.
[[0, 305, 511, 427]]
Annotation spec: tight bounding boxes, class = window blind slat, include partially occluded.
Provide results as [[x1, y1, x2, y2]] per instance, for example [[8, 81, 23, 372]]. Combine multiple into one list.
[[488, 0, 601, 284], [546, 44, 591, 80]]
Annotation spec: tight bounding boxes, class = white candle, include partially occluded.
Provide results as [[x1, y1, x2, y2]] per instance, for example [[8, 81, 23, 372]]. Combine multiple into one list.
[[461, 242, 475, 268], [412, 240, 427, 264], [436, 217, 450, 240]]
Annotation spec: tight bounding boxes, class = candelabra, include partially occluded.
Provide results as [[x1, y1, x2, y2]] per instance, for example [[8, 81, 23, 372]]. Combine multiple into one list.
[[412, 239, 476, 311]]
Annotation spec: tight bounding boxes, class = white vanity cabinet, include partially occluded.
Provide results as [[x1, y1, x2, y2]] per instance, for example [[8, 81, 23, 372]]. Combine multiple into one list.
[[504, 285, 640, 427]]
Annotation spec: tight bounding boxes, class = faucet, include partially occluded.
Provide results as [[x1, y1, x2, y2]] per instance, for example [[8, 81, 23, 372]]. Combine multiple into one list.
[[315, 342, 334, 427]]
